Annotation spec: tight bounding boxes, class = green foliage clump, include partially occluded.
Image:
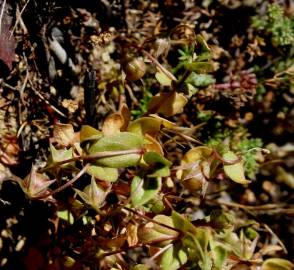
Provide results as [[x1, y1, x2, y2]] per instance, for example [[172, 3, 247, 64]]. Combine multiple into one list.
[[205, 126, 263, 179], [236, 138, 263, 179], [252, 3, 294, 46]]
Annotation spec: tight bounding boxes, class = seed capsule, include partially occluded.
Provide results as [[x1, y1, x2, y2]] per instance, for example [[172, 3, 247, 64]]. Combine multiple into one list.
[[125, 58, 146, 81]]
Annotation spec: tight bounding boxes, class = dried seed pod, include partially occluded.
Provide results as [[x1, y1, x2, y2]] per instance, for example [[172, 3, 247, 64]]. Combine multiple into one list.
[[124, 58, 146, 81]]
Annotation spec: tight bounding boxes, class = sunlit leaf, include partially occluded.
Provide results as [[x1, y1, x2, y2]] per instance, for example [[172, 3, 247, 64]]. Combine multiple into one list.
[[186, 62, 214, 73], [80, 125, 103, 143], [86, 165, 118, 182], [128, 117, 162, 137], [160, 244, 188, 270], [132, 265, 151, 270], [144, 134, 164, 155], [57, 210, 74, 224], [53, 123, 77, 147], [126, 223, 138, 246], [210, 243, 227, 270], [102, 113, 124, 135], [183, 146, 213, 163], [171, 211, 196, 233], [223, 151, 251, 184], [148, 92, 188, 117], [137, 214, 178, 246], [155, 70, 172, 86], [261, 258, 294, 270], [88, 132, 144, 168]]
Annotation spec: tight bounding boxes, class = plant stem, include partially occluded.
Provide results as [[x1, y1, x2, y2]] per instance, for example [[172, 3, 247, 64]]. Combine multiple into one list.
[[35, 164, 90, 199], [40, 148, 144, 172]]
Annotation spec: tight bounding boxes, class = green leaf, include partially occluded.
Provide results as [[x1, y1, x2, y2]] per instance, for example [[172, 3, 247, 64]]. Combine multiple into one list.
[[261, 258, 294, 270], [88, 132, 144, 168], [144, 151, 171, 166], [89, 132, 143, 152], [155, 70, 172, 86], [223, 151, 251, 184], [137, 215, 178, 246], [48, 144, 76, 170], [196, 35, 211, 54], [171, 211, 196, 233], [160, 244, 188, 270], [131, 176, 161, 206], [57, 210, 74, 224], [80, 125, 102, 142], [132, 265, 151, 270], [128, 117, 162, 137], [186, 62, 214, 73], [144, 151, 171, 177], [210, 241, 227, 270], [86, 165, 118, 182]]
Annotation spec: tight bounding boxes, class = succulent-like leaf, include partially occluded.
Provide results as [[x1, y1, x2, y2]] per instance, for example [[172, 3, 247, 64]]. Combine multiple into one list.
[[131, 176, 161, 206], [223, 151, 251, 184], [57, 210, 74, 224], [86, 165, 118, 182], [88, 132, 144, 168]]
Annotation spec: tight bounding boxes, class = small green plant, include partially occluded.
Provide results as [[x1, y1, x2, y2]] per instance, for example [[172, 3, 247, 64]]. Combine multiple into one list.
[[252, 3, 294, 47], [2, 22, 292, 270]]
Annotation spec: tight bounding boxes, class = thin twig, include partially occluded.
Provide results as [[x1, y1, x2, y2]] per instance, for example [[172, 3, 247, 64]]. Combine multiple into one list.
[[142, 50, 177, 81], [9, 0, 30, 39], [263, 223, 288, 254], [35, 164, 90, 199]]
